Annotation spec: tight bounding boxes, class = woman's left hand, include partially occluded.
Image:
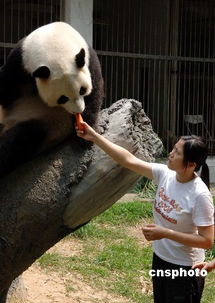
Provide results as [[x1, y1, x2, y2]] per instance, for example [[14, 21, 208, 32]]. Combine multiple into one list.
[[142, 224, 169, 241]]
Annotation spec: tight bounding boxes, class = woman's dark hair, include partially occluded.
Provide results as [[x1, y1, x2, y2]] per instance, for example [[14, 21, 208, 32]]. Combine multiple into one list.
[[180, 135, 210, 188]]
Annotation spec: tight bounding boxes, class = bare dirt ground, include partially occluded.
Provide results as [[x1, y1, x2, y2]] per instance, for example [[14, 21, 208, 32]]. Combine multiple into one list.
[[23, 264, 129, 303], [22, 237, 131, 303]]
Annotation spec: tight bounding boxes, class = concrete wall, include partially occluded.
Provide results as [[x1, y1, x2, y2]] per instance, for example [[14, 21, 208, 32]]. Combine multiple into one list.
[[207, 157, 215, 184], [64, 0, 93, 45]]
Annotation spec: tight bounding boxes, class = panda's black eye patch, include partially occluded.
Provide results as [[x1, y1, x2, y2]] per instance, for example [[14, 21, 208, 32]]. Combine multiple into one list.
[[57, 95, 69, 104], [79, 87, 87, 95]]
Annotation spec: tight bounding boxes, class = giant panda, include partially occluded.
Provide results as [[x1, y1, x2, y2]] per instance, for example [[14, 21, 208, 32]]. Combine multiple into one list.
[[0, 22, 103, 178]]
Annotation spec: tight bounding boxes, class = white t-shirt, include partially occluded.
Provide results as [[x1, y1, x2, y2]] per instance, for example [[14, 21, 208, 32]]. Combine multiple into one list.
[[152, 163, 214, 266]]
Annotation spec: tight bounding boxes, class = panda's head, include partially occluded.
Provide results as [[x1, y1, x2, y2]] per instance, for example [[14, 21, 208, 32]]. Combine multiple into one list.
[[22, 22, 92, 114]]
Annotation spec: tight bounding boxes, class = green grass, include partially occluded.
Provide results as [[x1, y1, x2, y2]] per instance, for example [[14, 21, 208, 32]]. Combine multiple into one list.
[[38, 201, 215, 303], [94, 200, 153, 224]]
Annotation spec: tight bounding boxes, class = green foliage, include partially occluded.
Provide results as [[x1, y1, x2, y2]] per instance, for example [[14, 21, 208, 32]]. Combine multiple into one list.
[[141, 179, 157, 199], [205, 244, 215, 260], [132, 177, 157, 199]]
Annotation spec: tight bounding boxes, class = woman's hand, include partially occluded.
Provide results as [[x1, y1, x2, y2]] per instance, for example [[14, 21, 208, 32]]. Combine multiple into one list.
[[192, 260, 215, 273], [142, 223, 214, 249], [76, 122, 97, 142], [142, 224, 169, 241]]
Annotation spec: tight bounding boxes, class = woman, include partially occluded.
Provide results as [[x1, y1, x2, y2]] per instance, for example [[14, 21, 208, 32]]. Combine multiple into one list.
[[76, 122, 214, 303]]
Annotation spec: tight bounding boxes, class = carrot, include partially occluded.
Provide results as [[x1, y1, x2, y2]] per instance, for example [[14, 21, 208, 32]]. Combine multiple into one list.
[[75, 113, 85, 131]]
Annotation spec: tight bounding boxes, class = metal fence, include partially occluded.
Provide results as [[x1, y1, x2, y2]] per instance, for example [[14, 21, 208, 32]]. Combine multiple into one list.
[[0, 0, 64, 65], [93, 0, 215, 154]]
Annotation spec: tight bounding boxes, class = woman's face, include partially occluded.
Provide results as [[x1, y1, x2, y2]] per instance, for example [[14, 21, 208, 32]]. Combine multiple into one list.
[[167, 139, 185, 172]]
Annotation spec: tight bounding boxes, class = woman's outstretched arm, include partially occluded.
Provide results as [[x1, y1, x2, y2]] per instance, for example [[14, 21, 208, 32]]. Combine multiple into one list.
[[76, 122, 153, 179]]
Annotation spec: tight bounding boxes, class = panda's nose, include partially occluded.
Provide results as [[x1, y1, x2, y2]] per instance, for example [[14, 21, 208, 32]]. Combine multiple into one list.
[[57, 95, 69, 104]]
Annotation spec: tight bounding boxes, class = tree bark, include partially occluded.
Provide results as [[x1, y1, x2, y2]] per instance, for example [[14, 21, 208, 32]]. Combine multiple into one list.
[[0, 99, 163, 302]]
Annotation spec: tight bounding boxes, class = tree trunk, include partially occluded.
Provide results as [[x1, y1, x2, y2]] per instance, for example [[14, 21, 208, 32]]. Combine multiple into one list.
[[0, 99, 163, 302]]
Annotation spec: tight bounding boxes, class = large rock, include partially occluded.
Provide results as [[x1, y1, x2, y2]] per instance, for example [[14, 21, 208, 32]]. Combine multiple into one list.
[[0, 99, 163, 302]]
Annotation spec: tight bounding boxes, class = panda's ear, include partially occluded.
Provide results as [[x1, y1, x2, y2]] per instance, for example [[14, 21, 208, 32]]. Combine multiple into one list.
[[75, 48, 85, 68], [32, 66, 50, 79]]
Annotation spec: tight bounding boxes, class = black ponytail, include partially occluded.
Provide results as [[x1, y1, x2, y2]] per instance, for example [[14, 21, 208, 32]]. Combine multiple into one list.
[[200, 162, 210, 189]]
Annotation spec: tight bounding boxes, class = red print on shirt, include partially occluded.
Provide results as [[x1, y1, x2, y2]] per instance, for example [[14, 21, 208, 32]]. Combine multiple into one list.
[[154, 187, 183, 224]]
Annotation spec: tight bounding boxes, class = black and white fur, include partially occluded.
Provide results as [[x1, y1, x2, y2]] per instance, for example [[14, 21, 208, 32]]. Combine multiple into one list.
[[0, 22, 103, 177]]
